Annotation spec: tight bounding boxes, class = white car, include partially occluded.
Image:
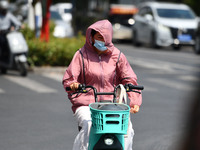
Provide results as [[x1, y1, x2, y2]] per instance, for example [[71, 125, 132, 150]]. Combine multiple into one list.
[[51, 3, 72, 23], [132, 2, 199, 49], [108, 4, 138, 41], [50, 8, 74, 38]]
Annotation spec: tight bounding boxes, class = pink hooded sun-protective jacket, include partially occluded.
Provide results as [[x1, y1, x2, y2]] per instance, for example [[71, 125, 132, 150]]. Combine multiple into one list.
[[62, 20, 142, 113]]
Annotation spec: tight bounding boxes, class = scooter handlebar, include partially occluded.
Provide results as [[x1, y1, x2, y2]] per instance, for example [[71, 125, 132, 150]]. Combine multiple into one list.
[[126, 84, 144, 90], [66, 84, 144, 91], [65, 87, 71, 91], [65, 84, 84, 91], [66, 84, 144, 102]]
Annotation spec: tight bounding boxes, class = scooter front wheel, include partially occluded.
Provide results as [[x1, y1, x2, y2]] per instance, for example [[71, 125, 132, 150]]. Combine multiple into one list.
[[18, 62, 28, 76]]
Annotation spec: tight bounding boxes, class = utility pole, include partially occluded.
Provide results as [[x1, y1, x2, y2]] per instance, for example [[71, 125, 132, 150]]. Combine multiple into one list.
[[40, 0, 52, 42]]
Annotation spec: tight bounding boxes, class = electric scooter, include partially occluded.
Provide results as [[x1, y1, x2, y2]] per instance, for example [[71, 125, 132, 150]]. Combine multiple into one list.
[[0, 28, 29, 76], [66, 83, 144, 150]]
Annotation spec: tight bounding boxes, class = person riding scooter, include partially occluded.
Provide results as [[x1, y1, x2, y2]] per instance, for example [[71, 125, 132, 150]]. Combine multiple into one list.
[[63, 20, 142, 150], [0, 0, 22, 51], [0, 0, 28, 76]]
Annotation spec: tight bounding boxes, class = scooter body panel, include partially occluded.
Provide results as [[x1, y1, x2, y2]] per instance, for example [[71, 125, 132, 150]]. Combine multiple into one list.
[[15, 54, 27, 63], [88, 103, 129, 150], [89, 127, 124, 150], [6, 31, 28, 53], [0, 31, 28, 76]]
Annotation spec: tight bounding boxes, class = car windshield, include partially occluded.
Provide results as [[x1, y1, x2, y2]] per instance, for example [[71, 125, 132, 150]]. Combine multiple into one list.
[[50, 11, 63, 20], [157, 8, 196, 19], [64, 8, 72, 13]]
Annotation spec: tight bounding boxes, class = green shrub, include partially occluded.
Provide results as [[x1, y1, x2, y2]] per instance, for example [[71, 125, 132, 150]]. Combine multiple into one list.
[[21, 22, 85, 67]]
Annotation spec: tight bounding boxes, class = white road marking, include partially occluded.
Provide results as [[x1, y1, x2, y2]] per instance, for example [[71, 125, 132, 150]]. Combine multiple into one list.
[[142, 85, 158, 92], [4, 75, 57, 93], [178, 75, 200, 82], [42, 73, 63, 83], [147, 78, 195, 91], [0, 88, 5, 93], [126, 56, 200, 73]]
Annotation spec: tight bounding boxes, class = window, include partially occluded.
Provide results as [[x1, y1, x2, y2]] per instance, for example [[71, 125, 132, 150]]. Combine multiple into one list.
[[138, 6, 154, 19], [157, 8, 195, 19]]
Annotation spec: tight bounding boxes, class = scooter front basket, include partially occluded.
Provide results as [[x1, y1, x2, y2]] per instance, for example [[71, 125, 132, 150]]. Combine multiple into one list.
[[89, 103, 130, 134]]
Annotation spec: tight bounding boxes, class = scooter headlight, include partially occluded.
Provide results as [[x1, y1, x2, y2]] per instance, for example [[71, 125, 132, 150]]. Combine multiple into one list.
[[104, 136, 114, 145]]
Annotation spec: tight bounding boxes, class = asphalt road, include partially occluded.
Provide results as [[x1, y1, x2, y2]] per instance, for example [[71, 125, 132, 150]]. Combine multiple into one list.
[[117, 44, 200, 150], [0, 43, 199, 150]]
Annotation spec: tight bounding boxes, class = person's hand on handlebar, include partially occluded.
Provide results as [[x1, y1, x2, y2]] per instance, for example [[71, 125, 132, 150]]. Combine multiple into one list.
[[130, 105, 140, 113], [10, 26, 15, 31], [70, 82, 80, 91]]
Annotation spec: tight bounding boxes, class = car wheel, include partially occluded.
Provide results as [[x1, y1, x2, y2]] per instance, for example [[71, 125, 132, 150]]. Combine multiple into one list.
[[19, 62, 28, 77], [151, 32, 160, 49], [172, 45, 181, 51], [194, 36, 200, 54], [132, 30, 141, 46]]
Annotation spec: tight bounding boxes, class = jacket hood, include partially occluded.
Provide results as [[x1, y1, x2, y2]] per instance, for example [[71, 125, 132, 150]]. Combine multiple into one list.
[[84, 20, 114, 53]]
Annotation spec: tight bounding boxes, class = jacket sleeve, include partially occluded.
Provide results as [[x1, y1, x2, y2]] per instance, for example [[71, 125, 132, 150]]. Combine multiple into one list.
[[62, 51, 82, 91], [116, 53, 142, 107], [8, 13, 21, 27]]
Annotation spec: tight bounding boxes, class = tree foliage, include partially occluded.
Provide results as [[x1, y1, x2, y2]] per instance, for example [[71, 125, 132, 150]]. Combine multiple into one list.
[[21, 22, 85, 67], [183, 0, 200, 16]]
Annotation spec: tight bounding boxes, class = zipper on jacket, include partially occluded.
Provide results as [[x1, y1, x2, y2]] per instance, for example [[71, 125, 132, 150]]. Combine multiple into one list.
[[99, 55, 104, 101]]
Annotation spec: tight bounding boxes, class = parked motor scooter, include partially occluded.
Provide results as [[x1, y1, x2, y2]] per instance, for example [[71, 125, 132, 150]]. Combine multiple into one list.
[[0, 28, 28, 76], [66, 84, 144, 150]]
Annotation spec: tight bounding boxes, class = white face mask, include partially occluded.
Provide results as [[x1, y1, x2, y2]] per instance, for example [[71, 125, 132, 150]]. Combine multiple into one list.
[[94, 40, 107, 51]]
